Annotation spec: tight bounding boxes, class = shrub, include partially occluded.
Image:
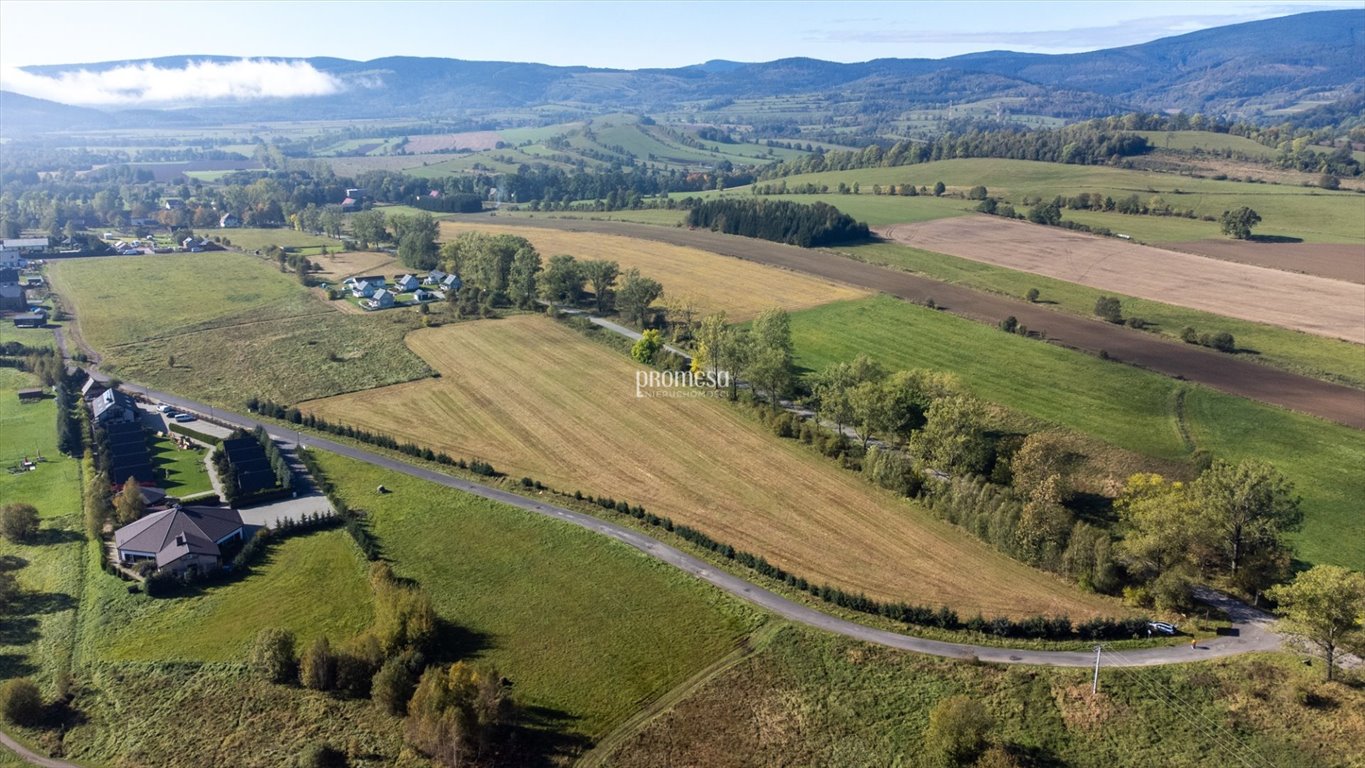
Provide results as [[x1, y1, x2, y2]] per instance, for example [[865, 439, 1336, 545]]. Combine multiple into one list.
[[1208, 331, 1236, 353], [998, 316, 1018, 333], [249, 628, 298, 684], [373, 654, 419, 716], [1180, 326, 1199, 343], [1025, 288, 1039, 303], [0, 503, 39, 543], [1151, 568, 1197, 614], [296, 743, 348, 768], [300, 636, 337, 691], [1093, 295, 1123, 324], [924, 695, 992, 767], [0, 678, 42, 726]]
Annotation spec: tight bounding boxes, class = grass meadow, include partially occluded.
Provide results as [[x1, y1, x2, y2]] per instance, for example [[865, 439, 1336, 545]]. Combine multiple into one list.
[[603, 624, 1365, 768], [304, 316, 1129, 620], [789, 296, 1365, 570], [312, 450, 761, 741], [0, 368, 82, 519], [838, 240, 1365, 388], [735, 158, 1365, 242]]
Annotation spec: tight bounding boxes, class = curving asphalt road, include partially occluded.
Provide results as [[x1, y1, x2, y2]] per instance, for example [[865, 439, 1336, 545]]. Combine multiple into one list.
[[475, 216, 1365, 429], [106, 376, 1280, 669]]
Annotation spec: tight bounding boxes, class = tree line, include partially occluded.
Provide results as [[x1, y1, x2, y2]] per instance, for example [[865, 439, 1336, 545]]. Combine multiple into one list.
[[684, 198, 870, 247]]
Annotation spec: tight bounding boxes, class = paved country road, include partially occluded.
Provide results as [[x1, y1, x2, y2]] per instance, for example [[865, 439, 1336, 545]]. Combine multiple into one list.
[[0, 730, 81, 768], [105, 376, 1281, 669], [478, 216, 1365, 429]]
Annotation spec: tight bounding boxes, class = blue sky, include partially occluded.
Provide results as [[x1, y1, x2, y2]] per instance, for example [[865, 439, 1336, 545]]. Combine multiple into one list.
[[1, 0, 1357, 69]]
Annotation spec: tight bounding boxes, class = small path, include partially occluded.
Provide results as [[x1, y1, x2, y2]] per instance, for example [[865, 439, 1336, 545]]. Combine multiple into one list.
[[103, 378, 1283, 669], [0, 729, 82, 768], [577, 620, 786, 768]]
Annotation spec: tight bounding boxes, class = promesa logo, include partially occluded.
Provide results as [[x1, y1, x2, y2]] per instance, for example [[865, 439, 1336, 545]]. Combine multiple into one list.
[[635, 370, 730, 398]]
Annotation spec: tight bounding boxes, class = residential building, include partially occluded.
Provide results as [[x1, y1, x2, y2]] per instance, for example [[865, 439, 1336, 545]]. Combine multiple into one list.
[[113, 505, 246, 575]]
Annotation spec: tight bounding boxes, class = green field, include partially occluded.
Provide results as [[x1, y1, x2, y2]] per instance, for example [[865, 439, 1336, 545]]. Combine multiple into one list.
[[0, 368, 82, 519], [602, 624, 1365, 768], [314, 451, 761, 741], [49, 251, 435, 407], [222, 227, 339, 253], [838, 241, 1365, 388], [49, 252, 319, 350], [747, 158, 1365, 243], [499, 208, 689, 226], [88, 529, 374, 662], [1135, 130, 1277, 159], [789, 296, 1365, 570], [147, 435, 212, 496]]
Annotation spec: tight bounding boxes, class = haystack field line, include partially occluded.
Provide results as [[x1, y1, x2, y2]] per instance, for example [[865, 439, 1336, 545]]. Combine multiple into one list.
[[440, 221, 871, 320], [301, 315, 1125, 620], [879, 216, 1365, 344]]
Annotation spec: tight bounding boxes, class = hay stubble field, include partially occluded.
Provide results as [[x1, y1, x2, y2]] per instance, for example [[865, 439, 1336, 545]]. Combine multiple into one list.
[[303, 315, 1126, 621]]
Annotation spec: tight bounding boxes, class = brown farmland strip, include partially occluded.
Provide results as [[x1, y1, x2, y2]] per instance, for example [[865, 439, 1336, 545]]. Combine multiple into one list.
[[1165, 240, 1365, 284], [302, 316, 1125, 620], [879, 216, 1365, 343], [461, 215, 1365, 429]]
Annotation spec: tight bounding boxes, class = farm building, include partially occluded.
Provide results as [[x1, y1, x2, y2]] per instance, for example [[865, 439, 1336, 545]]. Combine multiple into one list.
[[113, 504, 246, 575], [81, 377, 107, 400], [0, 238, 48, 253], [12, 312, 45, 328], [17, 387, 44, 403]]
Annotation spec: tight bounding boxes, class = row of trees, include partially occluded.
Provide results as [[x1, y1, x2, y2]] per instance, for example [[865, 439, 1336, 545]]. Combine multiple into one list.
[[759, 122, 1152, 179]]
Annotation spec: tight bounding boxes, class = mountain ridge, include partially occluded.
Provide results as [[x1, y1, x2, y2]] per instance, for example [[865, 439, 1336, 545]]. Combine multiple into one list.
[[3, 10, 1361, 133]]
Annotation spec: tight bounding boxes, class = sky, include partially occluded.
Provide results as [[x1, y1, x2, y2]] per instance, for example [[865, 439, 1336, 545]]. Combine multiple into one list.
[[0, 0, 1357, 105]]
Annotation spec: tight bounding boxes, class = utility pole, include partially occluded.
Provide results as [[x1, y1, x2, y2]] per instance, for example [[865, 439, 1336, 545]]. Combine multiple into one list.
[[1091, 644, 1103, 695]]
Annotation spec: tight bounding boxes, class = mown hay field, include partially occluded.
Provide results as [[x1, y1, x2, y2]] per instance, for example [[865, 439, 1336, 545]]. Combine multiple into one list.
[[49, 251, 435, 407], [439, 221, 871, 320], [303, 315, 1126, 620]]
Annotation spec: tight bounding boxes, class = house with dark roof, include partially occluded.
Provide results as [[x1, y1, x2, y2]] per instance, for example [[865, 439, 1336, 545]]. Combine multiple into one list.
[[424, 269, 447, 285], [0, 284, 26, 311], [102, 420, 155, 485], [440, 274, 462, 292], [113, 505, 246, 575], [411, 289, 438, 303], [12, 312, 45, 328], [92, 388, 138, 425]]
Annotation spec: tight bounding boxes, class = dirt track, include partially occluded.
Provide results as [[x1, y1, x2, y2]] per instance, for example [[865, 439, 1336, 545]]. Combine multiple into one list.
[[878, 217, 1365, 344], [1165, 240, 1365, 284], [473, 215, 1365, 429]]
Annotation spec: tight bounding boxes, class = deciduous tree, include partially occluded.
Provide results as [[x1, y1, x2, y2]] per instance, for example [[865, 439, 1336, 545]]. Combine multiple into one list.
[[1267, 565, 1365, 680]]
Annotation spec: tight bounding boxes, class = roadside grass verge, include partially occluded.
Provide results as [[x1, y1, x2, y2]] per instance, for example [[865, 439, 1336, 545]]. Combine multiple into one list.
[[312, 450, 761, 741], [789, 296, 1365, 570], [838, 240, 1365, 388]]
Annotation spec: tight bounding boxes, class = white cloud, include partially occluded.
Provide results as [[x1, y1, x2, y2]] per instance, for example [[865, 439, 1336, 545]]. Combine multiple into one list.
[[0, 58, 345, 106]]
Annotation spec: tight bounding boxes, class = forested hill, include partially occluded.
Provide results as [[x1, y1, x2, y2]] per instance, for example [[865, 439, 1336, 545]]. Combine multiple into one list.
[[4, 9, 1361, 132]]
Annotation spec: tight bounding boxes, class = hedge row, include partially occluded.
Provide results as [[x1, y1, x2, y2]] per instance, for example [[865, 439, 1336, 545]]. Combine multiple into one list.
[[248, 398, 497, 477]]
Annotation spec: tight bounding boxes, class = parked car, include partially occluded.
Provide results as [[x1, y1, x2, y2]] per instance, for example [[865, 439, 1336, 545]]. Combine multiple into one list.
[[174, 413, 197, 422], [1148, 621, 1177, 635], [156, 404, 172, 413]]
